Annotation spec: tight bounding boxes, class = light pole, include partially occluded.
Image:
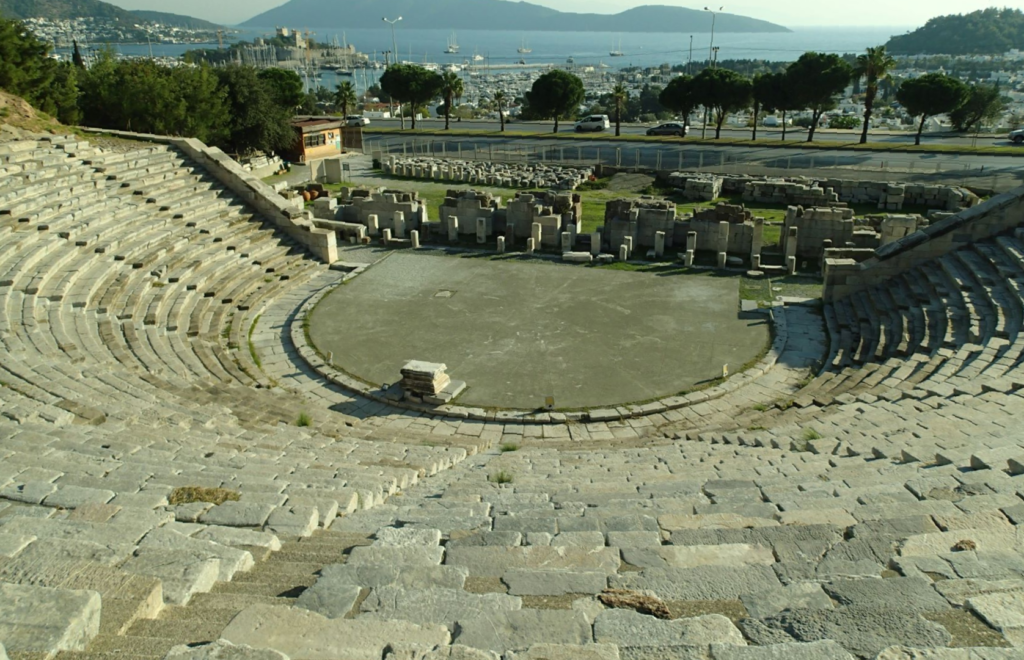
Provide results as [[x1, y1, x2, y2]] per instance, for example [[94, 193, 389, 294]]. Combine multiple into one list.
[[383, 16, 404, 128], [687, 35, 693, 76], [702, 6, 723, 139]]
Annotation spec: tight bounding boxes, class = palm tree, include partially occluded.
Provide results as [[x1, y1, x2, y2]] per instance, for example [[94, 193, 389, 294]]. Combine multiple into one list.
[[854, 46, 896, 144], [611, 82, 628, 137], [334, 81, 357, 118], [441, 71, 464, 131], [494, 91, 507, 132]]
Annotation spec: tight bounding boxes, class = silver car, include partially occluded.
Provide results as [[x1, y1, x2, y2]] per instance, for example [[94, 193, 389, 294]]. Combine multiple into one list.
[[646, 122, 689, 137]]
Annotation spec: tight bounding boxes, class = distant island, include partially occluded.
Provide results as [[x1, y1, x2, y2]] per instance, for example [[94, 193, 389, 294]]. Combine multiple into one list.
[[0, 0, 223, 30], [242, 0, 790, 34], [886, 8, 1024, 56]]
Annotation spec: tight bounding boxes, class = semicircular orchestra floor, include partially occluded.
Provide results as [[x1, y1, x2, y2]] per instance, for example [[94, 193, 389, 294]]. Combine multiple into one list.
[[309, 252, 770, 410]]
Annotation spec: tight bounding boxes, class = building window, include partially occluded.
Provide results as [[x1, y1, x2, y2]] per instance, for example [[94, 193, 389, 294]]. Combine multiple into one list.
[[304, 133, 327, 148]]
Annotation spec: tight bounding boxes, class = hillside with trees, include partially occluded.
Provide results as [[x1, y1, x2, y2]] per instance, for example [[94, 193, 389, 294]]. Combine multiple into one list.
[[886, 8, 1024, 56], [0, 0, 221, 28]]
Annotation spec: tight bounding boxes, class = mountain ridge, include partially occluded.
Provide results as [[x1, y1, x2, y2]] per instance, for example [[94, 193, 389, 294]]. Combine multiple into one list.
[[0, 0, 222, 29], [241, 0, 790, 34]]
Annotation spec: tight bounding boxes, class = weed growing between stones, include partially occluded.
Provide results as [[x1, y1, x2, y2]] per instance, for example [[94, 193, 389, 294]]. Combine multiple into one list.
[[489, 470, 514, 484], [499, 443, 520, 452], [801, 428, 823, 441], [296, 412, 312, 427], [168, 486, 241, 506]]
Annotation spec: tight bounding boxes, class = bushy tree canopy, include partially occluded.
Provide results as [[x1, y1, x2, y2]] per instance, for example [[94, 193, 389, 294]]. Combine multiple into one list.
[[896, 73, 968, 145], [524, 69, 585, 133], [379, 64, 443, 129]]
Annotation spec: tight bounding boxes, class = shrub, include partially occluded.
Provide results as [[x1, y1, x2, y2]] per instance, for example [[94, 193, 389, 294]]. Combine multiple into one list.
[[489, 470, 514, 484]]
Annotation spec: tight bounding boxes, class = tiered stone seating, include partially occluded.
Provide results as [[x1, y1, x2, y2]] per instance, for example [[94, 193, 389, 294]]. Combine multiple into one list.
[[3, 130, 1023, 658], [800, 233, 1024, 411], [0, 134, 484, 657]]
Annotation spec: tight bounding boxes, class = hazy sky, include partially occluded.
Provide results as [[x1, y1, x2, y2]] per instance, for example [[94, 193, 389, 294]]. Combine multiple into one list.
[[111, 0, 1024, 29]]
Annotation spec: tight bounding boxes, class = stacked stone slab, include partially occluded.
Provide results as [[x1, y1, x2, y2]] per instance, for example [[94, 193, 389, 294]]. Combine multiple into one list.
[[783, 205, 856, 260], [664, 172, 979, 214], [381, 155, 594, 191], [504, 191, 582, 248], [315, 186, 428, 235], [681, 175, 723, 202], [603, 198, 764, 264], [400, 361, 452, 396], [438, 189, 502, 239], [743, 178, 843, 208]]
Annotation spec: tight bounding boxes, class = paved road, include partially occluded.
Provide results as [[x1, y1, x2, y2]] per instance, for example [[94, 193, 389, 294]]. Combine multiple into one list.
[[369, 118, 1021, 148], [363, 133, 1024, 192]]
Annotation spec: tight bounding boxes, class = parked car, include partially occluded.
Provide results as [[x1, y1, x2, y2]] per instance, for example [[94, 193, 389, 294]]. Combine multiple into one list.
[[646, 122, 689, 137], [574, 114, 610, 132], [1009, 128, 1024, 144], [345, 115, 370, 127]]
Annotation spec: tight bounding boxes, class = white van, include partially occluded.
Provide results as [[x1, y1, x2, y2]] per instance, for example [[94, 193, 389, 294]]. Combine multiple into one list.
[[574, 115, 610, 132]]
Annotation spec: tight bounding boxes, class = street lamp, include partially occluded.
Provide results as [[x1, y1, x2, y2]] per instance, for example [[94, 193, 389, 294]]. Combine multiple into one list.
[[702, 6, 723, 139], [705, 6, 722, 68], [383, 16, 404, 128]]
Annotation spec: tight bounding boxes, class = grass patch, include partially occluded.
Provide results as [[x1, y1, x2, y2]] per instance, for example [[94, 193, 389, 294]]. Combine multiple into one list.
[[499, 442, 520, 453], [168, 486, 241, 506], [770, 275, 823, 300], [488, 470, 514, 484], [800, 428, 823, 442], [577, 177, 611, 191], [752, 404, 769, 412], [739, 275, 773, 304], [296, 412, 312, 427]]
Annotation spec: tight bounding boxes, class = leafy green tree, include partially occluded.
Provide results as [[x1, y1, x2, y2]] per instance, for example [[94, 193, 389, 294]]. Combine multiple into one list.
[[854, 46, 896, 144], [440, 71, 464, 130], [35, 61, 80, 125], [78, 56, 184, 134], [172, 64, 229, 144], [611, 82, 628, 137], [334, 81, 357, 117], [750, 73, 773, 141], [525, 69, 585, 133], [638, 84, 667, 118], [215, 65, 294, 156], [690, 68, 753, 139], [786, 52, 853, 142], [659, 75, 696, 125], [950, 84, 1006, 132], [0, 15, 60, 111], [257, 68, 306, 111], [380, 64, 443, 130], [494, 90, 506, 132], [895, 73, 968, 145]]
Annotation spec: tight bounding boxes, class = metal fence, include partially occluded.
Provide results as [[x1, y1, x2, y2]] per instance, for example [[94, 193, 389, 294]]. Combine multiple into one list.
[[365, 136, 1023, 194]]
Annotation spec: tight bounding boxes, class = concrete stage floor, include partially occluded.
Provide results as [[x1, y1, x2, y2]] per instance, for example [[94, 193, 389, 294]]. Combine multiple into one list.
[[309, 253, 770, 410]]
